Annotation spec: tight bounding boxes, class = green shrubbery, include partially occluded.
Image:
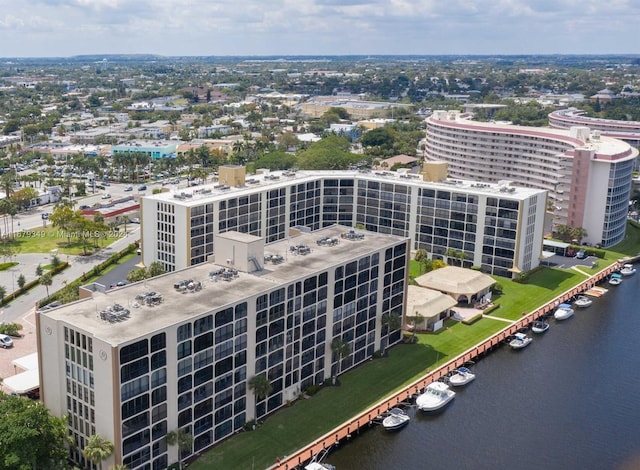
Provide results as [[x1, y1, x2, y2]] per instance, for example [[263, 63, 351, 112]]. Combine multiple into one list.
[[0, 322, 22, 337]]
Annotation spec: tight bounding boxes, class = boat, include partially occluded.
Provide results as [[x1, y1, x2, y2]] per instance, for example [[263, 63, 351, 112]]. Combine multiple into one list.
[[574, 296, 593, 308], [448, 367, 476, 387], [531, 320, 550, 334], [416, 382, 456, 411], [509, 332, 533, 349], [609, 273, 623, 286], [554, 303, 575, 320], [620, 264, 636, 276], [305, 463, 336, 470], [382, 407, 410, 431]]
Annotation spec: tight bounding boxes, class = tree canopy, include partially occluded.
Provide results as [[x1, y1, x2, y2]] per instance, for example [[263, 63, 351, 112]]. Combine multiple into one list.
[[0, 394, 69, 470], [296, 135, 362, 170]]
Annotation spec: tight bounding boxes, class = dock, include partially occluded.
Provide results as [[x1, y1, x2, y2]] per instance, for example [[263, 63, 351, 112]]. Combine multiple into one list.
[[271, 261, 623, 470]]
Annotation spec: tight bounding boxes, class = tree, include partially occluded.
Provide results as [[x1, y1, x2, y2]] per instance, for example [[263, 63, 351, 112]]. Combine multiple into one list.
[[40, 272, 53, 297], [16, 273, 25, 289], [0, 285, 6, 302], [406, 312, 425, 341], [381, 311, 402, 353], [146, 261, 165, 278], [0, 394, 68, 469], [49, 204, 78, 246], [166, 428, 193, 470], [571, 227, 588, 244], [330, 337, 351, 379], [82, 434, 114, 470], [36, 264, 43, 277], [127, 267, 147, 283], [248, 373, 273, 422]]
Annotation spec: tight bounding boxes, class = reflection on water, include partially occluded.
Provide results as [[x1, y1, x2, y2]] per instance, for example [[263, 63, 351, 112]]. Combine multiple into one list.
[[327, 274, 640, 470]]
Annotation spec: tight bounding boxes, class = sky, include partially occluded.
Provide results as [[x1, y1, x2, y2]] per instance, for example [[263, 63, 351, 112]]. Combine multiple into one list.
[[0, 0, 638, 57]]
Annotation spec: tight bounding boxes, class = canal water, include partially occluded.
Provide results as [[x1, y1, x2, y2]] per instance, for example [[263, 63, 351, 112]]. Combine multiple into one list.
[[326, 273, 640, 470]]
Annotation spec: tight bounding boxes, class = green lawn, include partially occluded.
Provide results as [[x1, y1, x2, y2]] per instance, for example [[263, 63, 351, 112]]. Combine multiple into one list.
[[5, 226, 126, 255]]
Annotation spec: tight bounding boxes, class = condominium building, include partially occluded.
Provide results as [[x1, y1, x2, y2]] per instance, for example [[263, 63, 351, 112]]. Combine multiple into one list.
[[549, 108, 640, 147], [141, 166, 547, 278], [425, 110, 638, 247], [37, 225, 409, 469]]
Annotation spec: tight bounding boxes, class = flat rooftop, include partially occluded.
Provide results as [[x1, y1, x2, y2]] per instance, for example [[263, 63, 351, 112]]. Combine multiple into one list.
[[145, 169, 546, 209], [41, 225, 407, 346]]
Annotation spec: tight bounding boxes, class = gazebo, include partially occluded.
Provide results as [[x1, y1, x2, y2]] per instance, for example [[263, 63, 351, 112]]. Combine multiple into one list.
[[414, 266, 495, 305]]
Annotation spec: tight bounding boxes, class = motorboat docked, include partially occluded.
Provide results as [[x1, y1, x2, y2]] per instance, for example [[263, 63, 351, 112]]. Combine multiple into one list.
[[382, 407, 410, 431], [574, 296, 593, 308], [448, 367, 476, 387], [554, 303, 575, 321], [305, 463, 336, 470], [609, 273, 623, 286], [620, 264, 636, 276], [416, 382, 456, 411], [531, 320, 550, 334], [509, 332, 533, 349]]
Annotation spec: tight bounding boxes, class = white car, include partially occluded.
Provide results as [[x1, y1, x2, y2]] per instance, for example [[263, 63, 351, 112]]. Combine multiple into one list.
[[102, 193, 111, 199], [0, 334, 14, 348]]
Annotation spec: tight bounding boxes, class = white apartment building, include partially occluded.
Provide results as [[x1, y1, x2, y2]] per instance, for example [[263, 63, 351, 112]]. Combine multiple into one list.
[[425, 110, 638, 247], [140, 167, 547, 279], [37, 225, 410, 469]]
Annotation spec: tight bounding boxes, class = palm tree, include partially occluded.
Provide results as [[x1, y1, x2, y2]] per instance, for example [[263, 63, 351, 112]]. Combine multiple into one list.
[[40, 272, 53, 297], [82, 434, 114, 470], [406, 312, 425, 341], [166, 428, 193, 470], [330, 337, 351, 381], [248, 373, 273, 422], [381, 311, 402, 354]]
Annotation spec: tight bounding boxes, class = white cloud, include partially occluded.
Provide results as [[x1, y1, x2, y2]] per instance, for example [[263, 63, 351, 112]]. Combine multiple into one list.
[[0, 0, 636, 56]]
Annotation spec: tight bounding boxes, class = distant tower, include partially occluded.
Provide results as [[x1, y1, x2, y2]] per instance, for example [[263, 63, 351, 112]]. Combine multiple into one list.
[[102, 59, 108, 71]]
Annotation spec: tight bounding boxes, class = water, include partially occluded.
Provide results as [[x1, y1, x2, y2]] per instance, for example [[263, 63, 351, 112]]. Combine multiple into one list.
[[326, 275, 640, 470]]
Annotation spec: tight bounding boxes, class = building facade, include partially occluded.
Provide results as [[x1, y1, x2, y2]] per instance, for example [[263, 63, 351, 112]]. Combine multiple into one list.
[[549, 108, 640, 147], [424, 110, 638, 247], [141, 168, 547, 279], [37, 226, 409, 469]]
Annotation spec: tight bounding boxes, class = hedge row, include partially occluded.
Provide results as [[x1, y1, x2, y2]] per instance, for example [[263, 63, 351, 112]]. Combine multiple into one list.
[[0, 262, 70, 306]]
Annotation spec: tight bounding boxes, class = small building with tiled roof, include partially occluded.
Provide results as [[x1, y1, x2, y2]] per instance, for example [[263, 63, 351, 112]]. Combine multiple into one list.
[[414, 266, 495, 305]]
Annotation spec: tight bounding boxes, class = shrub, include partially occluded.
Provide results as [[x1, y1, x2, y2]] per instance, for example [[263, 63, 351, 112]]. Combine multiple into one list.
[[0, 322, 22, 337], [462, 313, 483, 325], [304, 384, 321, 396]]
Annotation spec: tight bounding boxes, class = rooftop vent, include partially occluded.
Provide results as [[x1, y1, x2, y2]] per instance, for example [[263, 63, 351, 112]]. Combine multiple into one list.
[[316, 236, 340, 247], [99, 303, 131, 322], [264, 254, 285, 264], [342, 229, 365, 241], [134, 291, 163, 306], [290, 244, 311, 255]]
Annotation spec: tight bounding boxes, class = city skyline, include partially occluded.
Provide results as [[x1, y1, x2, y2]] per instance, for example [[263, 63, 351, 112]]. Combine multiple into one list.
[[0, 0, 637, 58]]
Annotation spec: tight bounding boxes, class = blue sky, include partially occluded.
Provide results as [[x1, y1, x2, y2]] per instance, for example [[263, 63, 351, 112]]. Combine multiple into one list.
[[0, 0, 637, 57]]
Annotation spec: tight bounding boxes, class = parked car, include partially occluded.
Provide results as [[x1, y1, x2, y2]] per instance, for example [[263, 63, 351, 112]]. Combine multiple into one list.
[[102, 193, 111, 199], [576, 249, 586, 259], [0, 334, 14, 348], [138, 185, 147, 191], [124, 186, 133, 191], [130, 217, 140, 224], [79, 205, 90, 210], [102, 181, 110, 186], [116, 280, 127, 287]]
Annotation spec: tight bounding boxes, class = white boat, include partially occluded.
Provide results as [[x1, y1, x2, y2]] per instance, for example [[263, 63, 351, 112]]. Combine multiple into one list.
[[305, 463, 336, 470], [382, 407, 410, 431], [416, 381, 456, 411], [531, 320, 549, 334], [554, 303, 575, 320], [509, 332, 533, 349], [609, 274, 622, 286], [448, 367, 476, 387], [574, 296, 593, 308], [620, 264, 636, 276]]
